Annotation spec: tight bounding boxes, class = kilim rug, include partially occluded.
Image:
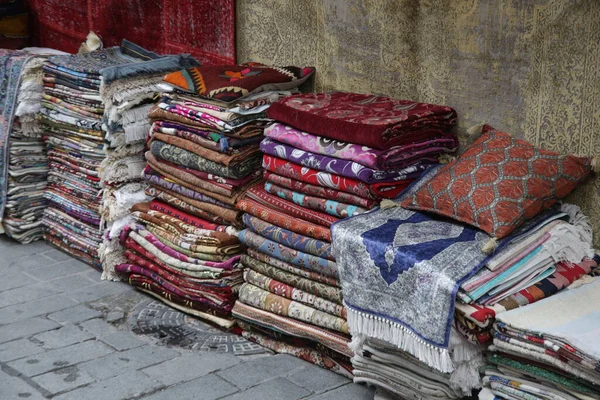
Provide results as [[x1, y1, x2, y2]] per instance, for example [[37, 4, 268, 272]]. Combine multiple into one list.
[[28, 0, 236, 64]]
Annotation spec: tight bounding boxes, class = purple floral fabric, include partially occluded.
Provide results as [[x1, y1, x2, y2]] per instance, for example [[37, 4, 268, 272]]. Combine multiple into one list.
[[264, 122, 458, 170], [260, 137, 433, 183]]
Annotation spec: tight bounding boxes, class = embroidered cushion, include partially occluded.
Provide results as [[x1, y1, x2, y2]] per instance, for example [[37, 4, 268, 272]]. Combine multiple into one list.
[[401, 125, 593, 239]]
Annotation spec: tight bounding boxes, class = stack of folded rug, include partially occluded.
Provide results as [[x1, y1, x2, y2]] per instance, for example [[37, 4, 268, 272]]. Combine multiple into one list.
[[332, 124, 596, 399], [1, 50, 33, 240], [232, 92, 458, 377], [113, 63, 315, 328], [41, 40, 196, 270], [2, 52, 52, 243], [480, 276, 600, 400], [97, 49, 197, 281]]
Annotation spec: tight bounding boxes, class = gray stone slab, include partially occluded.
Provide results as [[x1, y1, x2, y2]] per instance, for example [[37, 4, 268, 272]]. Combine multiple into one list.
[[41, 250, 74, 263], [3, 253, 57, 270], [80, 344, 179, 380], [217, 354, 308, 390], [54, 371, 163, 400], [32, 324, 95, 349], [0, 338, 45, 362], [143, 374, 238, 400], [305, 382, 375, 400], [0, 271, 36, 291], [25, 260, 90, 281], [142, 353, 240, 386], [47, 274, 97, 293], [0, 291, 20, 308], [67, 281, 132, 303], [286, 365, 350, 394], [221, 377, 311, 400], [78, 318, 118, 337], [0, 295, 78, 325], [98, 331, 146, 351], [8, 340, 114, 377], [0, 317, 60, 344], [48, 305, 103, 325], [32, 365, 96, 396], [0, 369, 45, 400], [0, 240, 51, 262], [0, 281, 64, 305]]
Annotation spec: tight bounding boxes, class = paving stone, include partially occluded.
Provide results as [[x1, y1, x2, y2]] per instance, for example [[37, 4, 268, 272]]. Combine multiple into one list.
[[32, 324, 95, 349], [8, 340, 114, 377], [221, 377, 310, 400], [286, 364, 350, 394], [25, 260, 90, 282], [0, 295, 78, 325], [0, 369, 45, 400], [54, 371, 163, 400], [305, 382, 375, 400], [48, 305, 103, 325], [217, 354, 307, 390], [0, 317, 60, 344], [6, 253, 58, 269], [143, 373, 238, 400], [41, 250, 74, 263], [80, 344, 179, 380], [47, 274, 97, 293], [0, 291, 20, 308], [0, 240, 51, 262], [67, 281, 132, 303], [0, 338, 45, 362], [142, 353, 240, 386], [78, 318, 118, 337], [32, 365, 96, 396], [98, 331, 145, 351], [0, 271, 36, 291], [0, 281, 64, 305], [106, 310, 125, 323]]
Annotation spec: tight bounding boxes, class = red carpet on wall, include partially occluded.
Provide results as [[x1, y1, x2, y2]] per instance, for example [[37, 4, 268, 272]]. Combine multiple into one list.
[[27, 0, 236, 64]]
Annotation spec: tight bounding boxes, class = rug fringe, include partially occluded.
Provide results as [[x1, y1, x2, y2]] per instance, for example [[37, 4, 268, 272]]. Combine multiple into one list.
[[346, 305, 454, 373]]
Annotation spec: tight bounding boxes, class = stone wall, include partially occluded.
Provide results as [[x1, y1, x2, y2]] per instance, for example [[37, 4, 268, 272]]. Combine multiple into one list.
[[237, 0, 600, 247]]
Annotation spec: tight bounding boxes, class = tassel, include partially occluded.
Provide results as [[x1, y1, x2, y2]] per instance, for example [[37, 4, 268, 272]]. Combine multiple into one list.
[[591, 156, 599, 173], [379, 199, 400, 210], [438, 154, 457, 164], [481, 237, 498, 255], [466, 123, 485, 137]]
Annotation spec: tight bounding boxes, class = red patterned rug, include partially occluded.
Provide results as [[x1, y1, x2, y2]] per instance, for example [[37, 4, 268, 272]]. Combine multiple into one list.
[[27, 0, 235, 64]]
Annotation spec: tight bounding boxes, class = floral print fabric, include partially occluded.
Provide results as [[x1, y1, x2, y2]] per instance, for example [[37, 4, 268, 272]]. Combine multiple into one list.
[[243, 214, 334, 260], [265, 122, 458, 170]]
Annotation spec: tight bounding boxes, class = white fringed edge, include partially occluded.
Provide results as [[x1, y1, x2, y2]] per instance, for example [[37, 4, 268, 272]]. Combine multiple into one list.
[[560, 203, 594, 245], [124, 122, 150, 144], [449, 328, 485, 395], [346, 305, 454, 373]]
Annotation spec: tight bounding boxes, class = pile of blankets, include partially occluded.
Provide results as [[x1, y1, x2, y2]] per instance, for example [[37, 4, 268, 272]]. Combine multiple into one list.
[[480, 275, 600, 400], [2, 50, 56, 243], [114, 63, 314, 328], [232, 92, 459, 377], [332, 149, 596, 398], [41, 40, 196, 270]]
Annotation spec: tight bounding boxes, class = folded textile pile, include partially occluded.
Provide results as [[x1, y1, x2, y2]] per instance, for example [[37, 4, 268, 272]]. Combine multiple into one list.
[[232, 92, 458, 377], [480, 276, 600, 400], [0, 50, 32, 239], [2, 50, 61, 243], [0, 0, 28, 49], [41, 40, 197, 270], [113, 63, 315, 328], [97, 51, 196, 281], [332, 124, 596, 399]]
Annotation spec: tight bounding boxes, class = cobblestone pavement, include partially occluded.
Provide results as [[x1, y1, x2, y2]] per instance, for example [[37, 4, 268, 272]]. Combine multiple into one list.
[[0, 236, 374, 399]]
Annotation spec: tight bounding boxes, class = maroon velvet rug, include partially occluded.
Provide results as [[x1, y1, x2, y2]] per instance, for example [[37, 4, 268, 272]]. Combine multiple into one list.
[[28, 0, 235, 64]]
